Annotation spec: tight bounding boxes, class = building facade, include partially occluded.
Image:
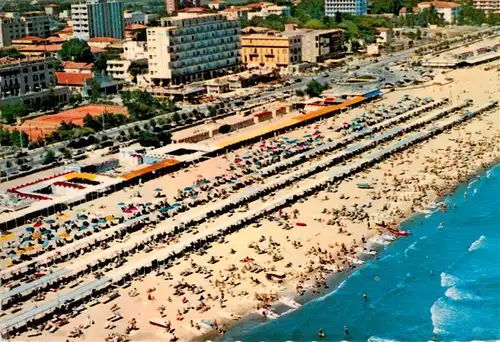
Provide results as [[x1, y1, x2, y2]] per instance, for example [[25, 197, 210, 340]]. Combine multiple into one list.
[[247, 5, 291, 20], [284, 25, 343, 63], [123, 11, 158, 25], [473, 0, 499, 12], [0, 57, 70, 109], [72, 0, 124, 40], [0, 12, 51, 47], [165, 0, 179, 14], [147, 13, 241, 86], [44, 4, 60, 17], [325, 0, 367, 16], [241, 32, 302, 68]]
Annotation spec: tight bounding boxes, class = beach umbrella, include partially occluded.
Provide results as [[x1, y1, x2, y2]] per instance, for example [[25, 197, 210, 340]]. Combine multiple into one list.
[[184, 186, 193, 191], [172, 202, 181, 207], [45, 219, 55, 224], [42, 229, 51, 235], [22, 236, 31, 242], [155, 188, 163, 192], [78, 215, 88, 220], [118, 202, 126, 206], [34, 221, 43, 228], [42, 240, 50, 248], [25, 227, 34, 233]]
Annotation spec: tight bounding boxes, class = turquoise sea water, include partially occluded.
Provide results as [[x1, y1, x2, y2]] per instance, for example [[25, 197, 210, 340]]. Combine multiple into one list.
[[224, 164, 500, 341]]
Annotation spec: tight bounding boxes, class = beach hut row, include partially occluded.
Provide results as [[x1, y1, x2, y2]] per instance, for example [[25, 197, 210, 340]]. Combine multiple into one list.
[[2, 100, 496, 336], [0, 99, 472, 308]]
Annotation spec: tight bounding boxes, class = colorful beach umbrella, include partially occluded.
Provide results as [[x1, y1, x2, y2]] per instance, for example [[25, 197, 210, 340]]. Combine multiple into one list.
[[118, 202, 126, 206]]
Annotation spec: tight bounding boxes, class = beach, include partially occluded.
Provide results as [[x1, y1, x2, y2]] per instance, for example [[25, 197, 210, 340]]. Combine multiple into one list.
[[0, 61, 498, 342]]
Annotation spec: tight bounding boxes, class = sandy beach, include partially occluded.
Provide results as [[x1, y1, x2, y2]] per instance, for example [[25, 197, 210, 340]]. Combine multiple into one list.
[[1, 61, 499, 342]]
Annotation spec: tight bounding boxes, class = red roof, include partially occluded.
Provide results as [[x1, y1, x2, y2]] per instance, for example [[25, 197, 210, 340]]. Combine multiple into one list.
[[55, 72, 93, 86], [54, 26, 73, 35], [44, 4, 59, 7], [254, 111, 272, 117], [46, 36, 66, 44], [13, 35, 46, 43], [90, 46, 107, 54], [62, 61, 94, 71], [244, 2, 265, 9], [17, 44, 62, 53], [88, 37, 121, 43], [418, 1, 461, 8], [179, 7, 206, 12], [125, 24, 147, 31]]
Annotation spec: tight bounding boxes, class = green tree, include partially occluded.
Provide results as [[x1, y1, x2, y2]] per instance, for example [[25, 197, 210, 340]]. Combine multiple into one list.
[[457, 0, 486, 25], [128, 61, 148, 82], [59, 39, 93, 63], [335, 11, 342, 24], [304, 19, 325, 29], [10, 130, 28, 147], [0, 47, 24, 59], [305, 79, 329, 97], [138, 130, 158, 147], [86, 78, 102, 103], [42, 149, 56, 165], [60, 147, 72, 159], [0, 102, 27, 124]]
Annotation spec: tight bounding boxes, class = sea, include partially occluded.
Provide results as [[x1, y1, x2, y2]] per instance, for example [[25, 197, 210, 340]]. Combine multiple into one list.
[[222, 163, 500, 342]]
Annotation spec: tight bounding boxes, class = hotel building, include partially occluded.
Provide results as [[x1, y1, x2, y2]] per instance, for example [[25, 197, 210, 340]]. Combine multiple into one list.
[[72, 0, 124, 40], [0, 57, 70, 110], [325, 0, 367, 16], [147, 13, 241, 86], [241, 32, 302, 68]]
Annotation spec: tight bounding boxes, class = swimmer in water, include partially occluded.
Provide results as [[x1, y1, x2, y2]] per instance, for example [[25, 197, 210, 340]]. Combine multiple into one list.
[[429, 269, 434, 276], [344, 325, 349, 336], [363, 293, 368, 301], [438, 222, 444, 230], [464, 191, 467, 199], [318, 329, 326, 338]]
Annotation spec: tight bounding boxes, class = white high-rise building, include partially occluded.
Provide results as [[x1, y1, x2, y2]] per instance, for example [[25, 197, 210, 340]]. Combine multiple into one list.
[[147, 13, 241, 86], [72, 0, 124, 40], [325, 0, 367, 16]]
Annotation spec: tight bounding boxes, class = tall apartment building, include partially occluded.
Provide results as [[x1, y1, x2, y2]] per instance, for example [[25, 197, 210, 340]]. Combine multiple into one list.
[[0, 12, 51, 47], [325, 0, 367, 16], [473, 0, 499, 12], [147, 13, 241, 86], [0, 57, 70, 110], [72, 0, 124, 40], [241, 32, 302, 68]]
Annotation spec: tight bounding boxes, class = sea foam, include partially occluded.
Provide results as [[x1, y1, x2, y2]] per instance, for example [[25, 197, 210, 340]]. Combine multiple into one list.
[[468, 235, 486, 252]]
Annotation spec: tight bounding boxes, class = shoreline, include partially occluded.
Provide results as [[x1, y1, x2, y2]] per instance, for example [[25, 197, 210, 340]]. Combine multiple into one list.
[[195, 157, 500, 342]]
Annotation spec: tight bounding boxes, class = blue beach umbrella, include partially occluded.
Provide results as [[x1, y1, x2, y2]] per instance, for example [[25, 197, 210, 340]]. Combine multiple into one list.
[[26, 227, 34, 232], [118, 202, 126, 206], [184, 186, 193, 191], [172, 202, 181, 207], [155, 188, 162, 192], [45, 219, 55, 224], [43, 240, 50, 248]]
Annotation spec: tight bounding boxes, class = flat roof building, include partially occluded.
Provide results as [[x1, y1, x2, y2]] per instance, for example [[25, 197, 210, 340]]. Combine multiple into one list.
[[325, 0, 367, 16], [473, 0, 499, 12], [72, 0, 124, 40], [241, 31, 302, 68], [147, 13, 241, 86], [0, 57, 70, 110], [0, 12, 51, 47], [283, 24, 344, 63]]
